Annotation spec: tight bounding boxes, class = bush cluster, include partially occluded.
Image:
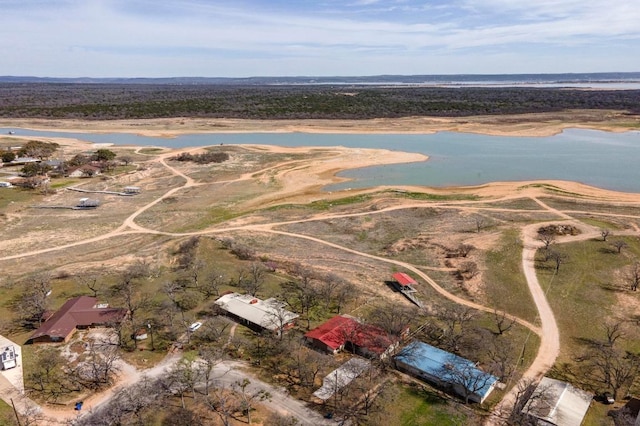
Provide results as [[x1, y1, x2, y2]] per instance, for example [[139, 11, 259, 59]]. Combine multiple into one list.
[[170, 152, 229, 164]]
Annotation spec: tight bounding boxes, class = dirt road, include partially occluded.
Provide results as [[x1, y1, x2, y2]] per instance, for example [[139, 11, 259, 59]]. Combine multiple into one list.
[[5, 139, 640, 424]]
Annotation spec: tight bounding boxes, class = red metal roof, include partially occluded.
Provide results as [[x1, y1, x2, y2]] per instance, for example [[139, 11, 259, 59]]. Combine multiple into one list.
[[304, 315, 353, 350], [305, 315, 395, 355], [393, 272, 417, 287]]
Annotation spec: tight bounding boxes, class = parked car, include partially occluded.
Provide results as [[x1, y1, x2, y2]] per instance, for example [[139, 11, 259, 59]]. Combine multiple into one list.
[[188, 322, 202, 332], [603, 392, 615, 404]]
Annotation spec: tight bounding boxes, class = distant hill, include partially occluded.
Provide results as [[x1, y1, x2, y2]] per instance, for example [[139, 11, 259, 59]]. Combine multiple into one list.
[[1, 73, 639, 85]]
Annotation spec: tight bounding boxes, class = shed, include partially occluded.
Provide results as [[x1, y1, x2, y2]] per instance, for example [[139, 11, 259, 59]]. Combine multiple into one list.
[[77, 198, 100, 208], [123, 186, 141, 194], [313, 358, 371, 401], [393, 272, 417, 287], [522, 377, 592, 426]]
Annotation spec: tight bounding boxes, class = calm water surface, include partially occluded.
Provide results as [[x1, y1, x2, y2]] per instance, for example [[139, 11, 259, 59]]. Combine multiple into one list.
[[3, 127, 640, 193]]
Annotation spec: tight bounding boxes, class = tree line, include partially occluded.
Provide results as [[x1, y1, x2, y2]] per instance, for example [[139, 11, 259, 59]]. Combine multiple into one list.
[[1, 83, 638, 119]]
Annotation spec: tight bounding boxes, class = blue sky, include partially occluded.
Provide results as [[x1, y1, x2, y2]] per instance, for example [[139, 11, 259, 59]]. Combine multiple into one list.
[[1, 0, 638, 77]]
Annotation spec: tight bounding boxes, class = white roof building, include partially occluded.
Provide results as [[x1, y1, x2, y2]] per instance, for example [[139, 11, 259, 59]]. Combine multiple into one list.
[[313, 358, 371, 401], [0, 346, 17, 370], [214, 293, 298, 334], [523, 377, 592, 426]]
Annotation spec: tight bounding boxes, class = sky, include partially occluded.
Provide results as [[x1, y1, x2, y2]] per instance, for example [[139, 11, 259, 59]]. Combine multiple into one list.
[[1, 0, 639, 78]]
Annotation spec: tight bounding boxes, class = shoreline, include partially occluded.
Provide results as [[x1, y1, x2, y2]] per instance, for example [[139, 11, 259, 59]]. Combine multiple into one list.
[[1, 109, 639, 138], [3, 115, 640, 202]]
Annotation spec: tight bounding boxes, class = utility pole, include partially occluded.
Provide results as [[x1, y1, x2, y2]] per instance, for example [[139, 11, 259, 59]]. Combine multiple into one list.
[[10, 398, 22, 426], [148, 322, 155, 351]]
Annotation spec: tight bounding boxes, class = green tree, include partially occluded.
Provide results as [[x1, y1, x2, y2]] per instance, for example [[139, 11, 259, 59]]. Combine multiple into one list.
[[21, 162, 51, 177], [1, 151, 16, 162], [18, 140, 59, 159], [93, 148, 117, 162]]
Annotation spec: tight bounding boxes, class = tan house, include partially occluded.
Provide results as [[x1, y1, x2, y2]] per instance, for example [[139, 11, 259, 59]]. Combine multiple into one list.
[[68, 165, 101, 178]]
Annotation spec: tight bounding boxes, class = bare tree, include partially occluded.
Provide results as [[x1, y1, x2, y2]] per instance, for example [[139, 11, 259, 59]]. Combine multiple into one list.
[[505, 379, 548, 425], [282, 268, 320, 330], [76, 272, 104, 298], [205, 385, 239, 426], [195, 318, 230, 345], [439, 357, 495, 404], [234, 378, 270, 425], [333, 281, 356, 314], [625, 262, 640, 291], [536, 231, 556, 250], [585, 345, 638, 400], [366, 304, 413, 343], [473, 216, 486, 233], [76, 343, 122, 390], [611, 240, 628, 254], [112, 269, 152, 349], [603, 321, 624, 347], [198, 347, 224, 396], [601, 229, 611, 241], [25, 347, 73, 399], [238, 262, 266, 296], [487, 337, 517, 383], [200, 271, 226, 299], [164, 358, 201, 408], [319, 272, 344, 309], [430, 305, 477, 353], [186, 259, 206, 288], [16, 273, 52, 328], [264, 300, 296, 340], [546, 250, 568, 273], [493, 309, 515, 336]]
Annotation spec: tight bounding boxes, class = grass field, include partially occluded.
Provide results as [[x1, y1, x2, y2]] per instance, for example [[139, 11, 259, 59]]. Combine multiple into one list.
[[482, 229, 539, 324], [366, 381, 476, 426]]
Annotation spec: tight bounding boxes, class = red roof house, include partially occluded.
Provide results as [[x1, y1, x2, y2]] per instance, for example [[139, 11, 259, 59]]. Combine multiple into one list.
[[304, 315, 400, 359], [29, 296, 127, 344]]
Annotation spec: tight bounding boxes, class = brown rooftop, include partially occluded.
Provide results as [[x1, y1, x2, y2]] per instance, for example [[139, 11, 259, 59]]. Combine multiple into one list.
[[30, 296, 126, 343]]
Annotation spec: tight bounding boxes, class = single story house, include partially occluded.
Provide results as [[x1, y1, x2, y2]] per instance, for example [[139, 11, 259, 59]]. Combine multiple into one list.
[[304, 315, 401, 359], [312, 358, 371, 401], [68, 165, 101, 178], [522, 377, 592, 426], [29, 296, 127, 344], [395, 341, 498, 404], [214, 293, 298, 335], [0, 346, 17, 370]]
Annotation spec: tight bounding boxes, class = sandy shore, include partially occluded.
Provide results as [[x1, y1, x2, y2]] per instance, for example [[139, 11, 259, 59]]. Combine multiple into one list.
[[1, 109, 639, 138], [2, 113, 640, 202]]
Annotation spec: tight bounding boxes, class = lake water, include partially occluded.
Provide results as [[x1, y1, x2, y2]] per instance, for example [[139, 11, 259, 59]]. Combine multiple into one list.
[[3, 127, 640, 193]]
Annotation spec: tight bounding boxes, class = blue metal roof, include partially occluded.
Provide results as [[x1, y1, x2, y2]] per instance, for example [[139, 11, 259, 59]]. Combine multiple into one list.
[[396, 341, 498, 399]]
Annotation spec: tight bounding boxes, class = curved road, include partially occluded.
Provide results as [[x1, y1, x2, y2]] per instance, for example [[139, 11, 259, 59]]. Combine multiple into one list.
[[4, 145, 640, 424]]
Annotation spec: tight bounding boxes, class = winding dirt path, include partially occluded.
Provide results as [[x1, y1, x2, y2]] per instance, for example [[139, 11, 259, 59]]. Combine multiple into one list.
[[5, 144, 640, 424]]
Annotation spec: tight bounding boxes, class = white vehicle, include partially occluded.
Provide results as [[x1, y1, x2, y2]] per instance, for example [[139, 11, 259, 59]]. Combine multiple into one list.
[[188, 322, 202, 332], [1, 346, 17, 370]]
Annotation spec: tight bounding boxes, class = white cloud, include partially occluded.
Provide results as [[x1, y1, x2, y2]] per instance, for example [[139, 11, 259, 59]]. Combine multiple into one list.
[[0, 0, 638, 76]]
